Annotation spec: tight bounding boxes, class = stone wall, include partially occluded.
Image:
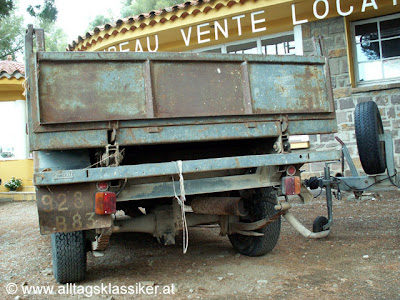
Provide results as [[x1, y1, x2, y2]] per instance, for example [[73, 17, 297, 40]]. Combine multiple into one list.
[[300, 17, 400, 177]]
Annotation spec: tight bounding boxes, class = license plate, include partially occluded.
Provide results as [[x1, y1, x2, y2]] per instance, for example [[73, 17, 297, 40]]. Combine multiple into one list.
[[37, 183, 112, 234]]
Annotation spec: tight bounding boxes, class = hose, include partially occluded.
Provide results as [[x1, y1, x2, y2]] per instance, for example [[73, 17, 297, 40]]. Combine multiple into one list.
[[283, 212, 330, 239]]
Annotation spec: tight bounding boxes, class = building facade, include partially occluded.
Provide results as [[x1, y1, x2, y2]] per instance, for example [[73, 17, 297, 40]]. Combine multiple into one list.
[[0, 56, 34, 200]]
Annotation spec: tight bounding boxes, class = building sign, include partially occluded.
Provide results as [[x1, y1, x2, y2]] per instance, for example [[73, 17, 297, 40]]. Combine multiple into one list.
[[104, 0, 398, 53]]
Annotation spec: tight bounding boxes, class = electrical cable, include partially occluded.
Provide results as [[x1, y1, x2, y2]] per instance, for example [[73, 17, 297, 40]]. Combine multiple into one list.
[[313, 187, 323, 198], [387, 169, 399, 188]]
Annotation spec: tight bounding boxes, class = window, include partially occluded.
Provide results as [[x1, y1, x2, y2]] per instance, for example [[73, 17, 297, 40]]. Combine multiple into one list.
[[352, 13, 400, 85], [0, 101, 28, 160], [261, 37, 296, 55], [0, 102, 17, 160], [226, 41, 258, 54], [193, 31, 298, 55]]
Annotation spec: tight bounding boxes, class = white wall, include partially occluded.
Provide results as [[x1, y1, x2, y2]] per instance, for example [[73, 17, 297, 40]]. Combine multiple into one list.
[[0, 100, 28, 160]]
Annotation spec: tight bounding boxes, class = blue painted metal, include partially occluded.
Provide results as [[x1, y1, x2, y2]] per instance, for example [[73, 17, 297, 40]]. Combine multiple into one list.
[[116, 121, 280, 146], [32, 130, 109, 150], [34, 150, 341, 186], [117, 174, 278, 202]]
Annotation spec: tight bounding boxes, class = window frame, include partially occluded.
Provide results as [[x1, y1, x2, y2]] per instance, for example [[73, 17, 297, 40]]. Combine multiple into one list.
[[190, 29, 301, 55], [351, 13, 400, 86]]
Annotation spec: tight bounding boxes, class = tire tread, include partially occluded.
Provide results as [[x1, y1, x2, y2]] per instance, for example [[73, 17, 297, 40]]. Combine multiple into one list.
[[51, 231, 86, 283], [354, 101, 386, 174]]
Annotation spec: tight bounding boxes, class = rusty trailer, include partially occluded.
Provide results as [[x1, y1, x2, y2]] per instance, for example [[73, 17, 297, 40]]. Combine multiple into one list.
[[25, 25, 400, 284]]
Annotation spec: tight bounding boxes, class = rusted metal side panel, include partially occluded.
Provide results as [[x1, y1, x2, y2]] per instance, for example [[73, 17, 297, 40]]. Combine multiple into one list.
[[25, 32, 337, 150], [38, 61, 147, 124], [33, 52, 334, 124], [37, 183, 112, 234], [151, 62, 246, 117], [249, 64, 332, 114]]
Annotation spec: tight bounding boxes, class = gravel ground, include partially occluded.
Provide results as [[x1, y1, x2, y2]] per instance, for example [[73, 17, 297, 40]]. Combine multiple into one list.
[[0, 193, 399, 300]]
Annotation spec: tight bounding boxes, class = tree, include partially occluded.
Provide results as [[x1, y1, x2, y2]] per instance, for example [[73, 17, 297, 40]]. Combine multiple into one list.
[[85, 0, 182, 32], [0, 12, 23, 59], [0, 0, 67, 59], [121, 0, 182, 18], [86, 11, 114, 32], [27, 0, 57, 23], [0, 0, 13, 17], [39, 20, 67, 52]]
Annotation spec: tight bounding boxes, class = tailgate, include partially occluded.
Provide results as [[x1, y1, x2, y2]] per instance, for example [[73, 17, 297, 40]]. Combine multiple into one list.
[[34, 52, 333, 125]]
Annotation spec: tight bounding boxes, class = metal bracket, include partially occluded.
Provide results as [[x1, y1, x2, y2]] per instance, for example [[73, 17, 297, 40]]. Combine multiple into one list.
[[312, 35, 326, 57], [322, 163, 333, 230], [100, 143, 124, 167], [280, 115, 289, 134], [92, 227, 113, 251], [335, 136, 359, 177], [335, 133, 399, 191], [382, 133, 397, 181], [34, 28, 45, 52]]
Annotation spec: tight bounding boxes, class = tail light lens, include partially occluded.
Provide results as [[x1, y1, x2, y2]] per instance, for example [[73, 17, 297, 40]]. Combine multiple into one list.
[[286, 165, 297, 176], [95, 192, 116, 215], [282, 176, 301, 195], [96, 181, 109, 192]]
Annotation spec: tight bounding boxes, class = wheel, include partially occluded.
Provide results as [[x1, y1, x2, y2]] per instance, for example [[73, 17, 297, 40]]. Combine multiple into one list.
[[51, 231, 87, 283], [312, 216, 329, 233], [354, 101, 386, 175], [228, 194, 281, 257]]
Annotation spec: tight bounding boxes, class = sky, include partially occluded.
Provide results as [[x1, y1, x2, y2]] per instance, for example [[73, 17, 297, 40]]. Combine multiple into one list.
[[17, 0, 123, 44]]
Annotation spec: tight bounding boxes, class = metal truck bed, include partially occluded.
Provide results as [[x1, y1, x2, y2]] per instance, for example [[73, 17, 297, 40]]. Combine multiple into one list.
[[26, 29, 336, 151], [25, 26, 341, 238]]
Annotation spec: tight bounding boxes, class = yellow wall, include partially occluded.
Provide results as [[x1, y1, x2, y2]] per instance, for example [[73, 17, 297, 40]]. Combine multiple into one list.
[[0, 78, 25, 101], [0, 76, 30, 193], [0, 159, 33, 192]]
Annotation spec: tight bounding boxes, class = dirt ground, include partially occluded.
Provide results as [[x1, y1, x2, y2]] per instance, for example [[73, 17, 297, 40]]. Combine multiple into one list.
[[0, 193, 399, 300]]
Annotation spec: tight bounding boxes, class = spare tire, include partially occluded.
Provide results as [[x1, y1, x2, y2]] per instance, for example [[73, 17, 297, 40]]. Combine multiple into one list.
[[354, 101, 386, 174]]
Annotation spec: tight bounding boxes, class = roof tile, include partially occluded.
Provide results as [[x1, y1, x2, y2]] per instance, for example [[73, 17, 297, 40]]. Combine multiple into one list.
[[68, 0, 221, 51], [0, 56, 25, 79]]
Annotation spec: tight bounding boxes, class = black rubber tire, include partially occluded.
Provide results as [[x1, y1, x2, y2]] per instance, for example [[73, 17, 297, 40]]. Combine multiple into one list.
[[51, 231, 86, 283], [228, 195, 281, 257], [354, 101, 386, 175], [312, 216, 329, 233]]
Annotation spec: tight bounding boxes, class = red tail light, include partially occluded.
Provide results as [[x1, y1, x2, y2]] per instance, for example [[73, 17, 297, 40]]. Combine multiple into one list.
[[95, 192, 116, 215], [286, 165, 297, 176], [282, 176, 301, 195], [96, 181, 109, 192]]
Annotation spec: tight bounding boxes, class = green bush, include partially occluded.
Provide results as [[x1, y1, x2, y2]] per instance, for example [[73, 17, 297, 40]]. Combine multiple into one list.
[[4, 177, 23, 190]]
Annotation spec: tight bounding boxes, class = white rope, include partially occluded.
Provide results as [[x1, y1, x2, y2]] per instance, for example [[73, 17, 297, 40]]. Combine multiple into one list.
[[172, 160, 189, 254], [84, 149, 125, 169]]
